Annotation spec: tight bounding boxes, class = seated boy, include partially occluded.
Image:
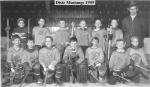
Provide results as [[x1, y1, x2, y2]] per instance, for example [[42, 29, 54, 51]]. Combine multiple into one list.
[[39, 36, 62, 84], [126, 36, 150, 83], [7, 35, 25, 84], [63, 37, 88, 83], [86, 37, 106, 83], [108, 39, 130, 84], [22, 37, 43, 83]]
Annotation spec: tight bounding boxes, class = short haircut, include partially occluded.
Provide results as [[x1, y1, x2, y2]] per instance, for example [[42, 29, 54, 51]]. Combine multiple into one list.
[[38, 18, 45, 21], [17, 18, 25, 24], [70, 37, 78, 42], [92, 37, 99, 43], [27, 37, 34, 42], [11, 35, 20, 41], [45, 36, 53, 42], [116, 39, 125, 43], [131, 36, 139, 42]]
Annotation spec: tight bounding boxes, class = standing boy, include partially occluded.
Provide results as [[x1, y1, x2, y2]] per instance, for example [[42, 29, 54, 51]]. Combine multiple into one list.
[[75, 20, 91, 55], [32, 18, 50, 50], [92, 19, 107, 52], [12, 18, 28, 48]]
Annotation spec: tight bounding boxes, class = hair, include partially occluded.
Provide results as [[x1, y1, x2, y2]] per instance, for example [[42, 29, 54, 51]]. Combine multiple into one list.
[[17, 18, 25, 24], [27, 37, 34, 42], [116, 39, 125, 43], [92, 37, 99, 43], [38, 17, 45, 22], [130, 36, 139, 42], [45, 36, 53, 42], [11, 35, 20, 41], [70, 37, 78, 42]]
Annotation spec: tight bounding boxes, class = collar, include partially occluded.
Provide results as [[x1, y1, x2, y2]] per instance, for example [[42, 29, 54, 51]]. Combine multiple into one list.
[[116, 49, 125, 53], [131, 46, 139, 49], [13, 46, 21, 51], [94, 28, 100, 31], [130, 14, 137, 18], [26, 48, 35, 52]]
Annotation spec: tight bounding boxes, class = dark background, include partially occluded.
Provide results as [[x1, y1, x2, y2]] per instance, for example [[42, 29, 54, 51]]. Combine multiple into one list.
[[1, 0, 150, 36]]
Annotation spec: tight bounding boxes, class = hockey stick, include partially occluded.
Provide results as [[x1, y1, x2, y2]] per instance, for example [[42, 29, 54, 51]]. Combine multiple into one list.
[[43, 71, 48, 87], [135, 64, 150, 72], [27, 19, 30, 34], [88, 70, 106, 84], [10, 71, 16, 85], [19, 69, 31, 87], [113, 72, 133, 83], [5, 18, 10, 52]]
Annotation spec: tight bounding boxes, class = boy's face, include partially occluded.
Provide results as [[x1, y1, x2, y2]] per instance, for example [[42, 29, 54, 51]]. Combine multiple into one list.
[[129, 6, 138, 16], [79, 20, 86, 28], [38, 19, 45, 27], [45, 38, 52, 48], [18, 21, 25, 28], [116, 41, 125, 49], [131, 38, 139, 47], [111, 20, 118, 28], [95, 20, 101, 28], [12, 38, 20, 46], [59, 21, 65, 28], [70, 41, 77, 50], [27, 40, 34, 49], [92, 39, 98, 46]]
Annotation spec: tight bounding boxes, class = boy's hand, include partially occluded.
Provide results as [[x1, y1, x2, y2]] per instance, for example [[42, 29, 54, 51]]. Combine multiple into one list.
[[11, 68, 15, 72], [48, 65, 55, 70], [95, 63, 101, 67], [43, 67, 47, 72]]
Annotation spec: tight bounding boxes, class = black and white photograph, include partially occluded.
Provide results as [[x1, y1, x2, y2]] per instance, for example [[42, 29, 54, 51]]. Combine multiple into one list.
[[0, 0, 150, 87]]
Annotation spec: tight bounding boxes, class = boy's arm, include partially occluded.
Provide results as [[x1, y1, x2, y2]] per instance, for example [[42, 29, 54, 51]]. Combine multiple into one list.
[[140, 48, 148, 67], [96, 49, 104, 64], [88, 32, 92, 45], [63, 48, 69, 63], [76, 47, 85, 64], [35, 50, 39, 63], [51, 49, 61, 66], [39, 49, 47, 70], [109, 53, 115, 71], [45, 28, 51, 36], [7, 48, 14, 68], [32, 27, 35, 38]]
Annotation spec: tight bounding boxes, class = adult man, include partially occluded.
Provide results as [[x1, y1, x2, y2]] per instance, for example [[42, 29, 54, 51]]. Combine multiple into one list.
[[122, 2, 148, 48]]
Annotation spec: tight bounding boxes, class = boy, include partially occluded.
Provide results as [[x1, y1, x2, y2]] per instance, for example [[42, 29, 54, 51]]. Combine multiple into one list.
[[39, 36, 62, 84], [126, 36, 149, 83], [32, 18, 50, 50], [53, 20, 70, 58], [63, 37, 87, 83], [75, 20, 92, 55], [12, 18, 28, 48], [127, 36, 149, 68], [86, 37, 106, 82], [109, 19, 123, 47], [108, 39, 130, 84], [22, 37, 42, 83], [7, 35, 25, 84], [92, 19, 107, 52]]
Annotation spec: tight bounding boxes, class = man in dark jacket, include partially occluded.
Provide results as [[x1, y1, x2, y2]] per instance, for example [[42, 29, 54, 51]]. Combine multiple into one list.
[[122, 2, 148, 48]]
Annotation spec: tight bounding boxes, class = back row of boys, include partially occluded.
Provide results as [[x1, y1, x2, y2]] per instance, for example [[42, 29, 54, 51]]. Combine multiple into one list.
[[7, 17, 149, 85]]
